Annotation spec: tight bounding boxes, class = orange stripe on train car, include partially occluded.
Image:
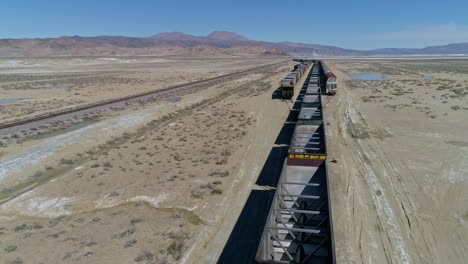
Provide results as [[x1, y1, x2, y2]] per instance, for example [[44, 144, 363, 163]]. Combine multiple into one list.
[[288, 154, 327, 160]]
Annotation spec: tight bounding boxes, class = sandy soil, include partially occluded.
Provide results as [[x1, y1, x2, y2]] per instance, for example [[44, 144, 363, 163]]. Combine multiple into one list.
[[0, 57, 283, 123], [0, 57, 294, 264], [325, 59, 468, 264], [1, 57, 466, 264]]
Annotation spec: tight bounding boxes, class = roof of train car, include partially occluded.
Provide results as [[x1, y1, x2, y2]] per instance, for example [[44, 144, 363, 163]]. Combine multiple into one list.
[[298, 106, 321, 120], [326, 72, 336, 78], [255, 161, 333, 263], [288, 121, 325, 155], [306, 87, 321, 95], [302, 94, 320, 103], [289, 79, 325, 155]]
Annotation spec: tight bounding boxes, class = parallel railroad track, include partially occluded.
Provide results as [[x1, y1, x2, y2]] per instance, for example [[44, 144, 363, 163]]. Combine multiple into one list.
[[0, 60, 288, 130]]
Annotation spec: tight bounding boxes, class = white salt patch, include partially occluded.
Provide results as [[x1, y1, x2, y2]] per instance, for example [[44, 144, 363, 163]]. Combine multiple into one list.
[[345, 97, 411, 264], [0, 60, 20, 68], [447, 169, 468, 183], [128, 194, 168, 207], [417, 132, 444, 138], [94, 193, 168, 209], [0, 195, 75, 217], [0, 105, 164, 183]]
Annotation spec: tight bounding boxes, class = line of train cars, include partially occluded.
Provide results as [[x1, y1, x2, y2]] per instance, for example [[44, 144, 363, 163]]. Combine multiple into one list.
[[280, 61, 313, 99], [256, 62, 335, 264], [320, 62, 338, 95], [280, 60, 338, 99]]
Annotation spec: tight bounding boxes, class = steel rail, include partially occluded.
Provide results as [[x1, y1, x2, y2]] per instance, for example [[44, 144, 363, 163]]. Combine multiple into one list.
[[0, 60, 287, 130]]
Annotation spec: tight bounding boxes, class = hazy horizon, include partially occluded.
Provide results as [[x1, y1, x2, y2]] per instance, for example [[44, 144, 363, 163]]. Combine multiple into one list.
[[2, 0, 468, 50]]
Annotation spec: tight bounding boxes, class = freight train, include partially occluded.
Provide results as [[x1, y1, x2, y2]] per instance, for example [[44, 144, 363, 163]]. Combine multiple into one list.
[[320, 62, 337, 95], [281, 60, 338, 99], [281, 61, 312, 99], [256, 62, 335, 264]]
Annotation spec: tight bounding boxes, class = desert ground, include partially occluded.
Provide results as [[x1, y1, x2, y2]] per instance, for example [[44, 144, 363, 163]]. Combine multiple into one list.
[[0, 57, 277, 124], [0, 56, 467, 264], [0, 56, 295, 264], [325, 59, 468, 264]]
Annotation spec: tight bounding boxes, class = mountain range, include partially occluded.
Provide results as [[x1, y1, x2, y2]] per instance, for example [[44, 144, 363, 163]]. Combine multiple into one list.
[[1, 31, 467, 57]]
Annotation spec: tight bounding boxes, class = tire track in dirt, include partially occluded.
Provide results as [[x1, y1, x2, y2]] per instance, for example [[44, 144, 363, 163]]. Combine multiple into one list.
[[326, 61, 468, 264], [344, 91, 411, 264]]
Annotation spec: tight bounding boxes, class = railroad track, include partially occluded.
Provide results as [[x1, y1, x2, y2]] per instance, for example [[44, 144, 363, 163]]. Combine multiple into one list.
[[0, 60, 288, 131]]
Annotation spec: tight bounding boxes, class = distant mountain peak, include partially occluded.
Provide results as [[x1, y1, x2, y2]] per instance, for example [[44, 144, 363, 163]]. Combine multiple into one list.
[[1, 30, 468, 57], [207, 31, 249, 42]]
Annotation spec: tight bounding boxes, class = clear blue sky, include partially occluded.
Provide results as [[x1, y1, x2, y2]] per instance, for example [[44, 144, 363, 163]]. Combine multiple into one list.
[[1, 0, 468, 50]]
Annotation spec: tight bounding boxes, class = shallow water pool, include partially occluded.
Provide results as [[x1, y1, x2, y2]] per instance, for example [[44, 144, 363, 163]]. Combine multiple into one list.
[[418, 75, 433, 80], [351, 72, 386, 80]]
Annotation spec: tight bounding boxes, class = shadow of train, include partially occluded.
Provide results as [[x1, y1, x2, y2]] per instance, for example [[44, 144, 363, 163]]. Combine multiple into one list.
[[218, 63, 324, 263], [217, 114, 295, 263], [217, 130, 331, 263]]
